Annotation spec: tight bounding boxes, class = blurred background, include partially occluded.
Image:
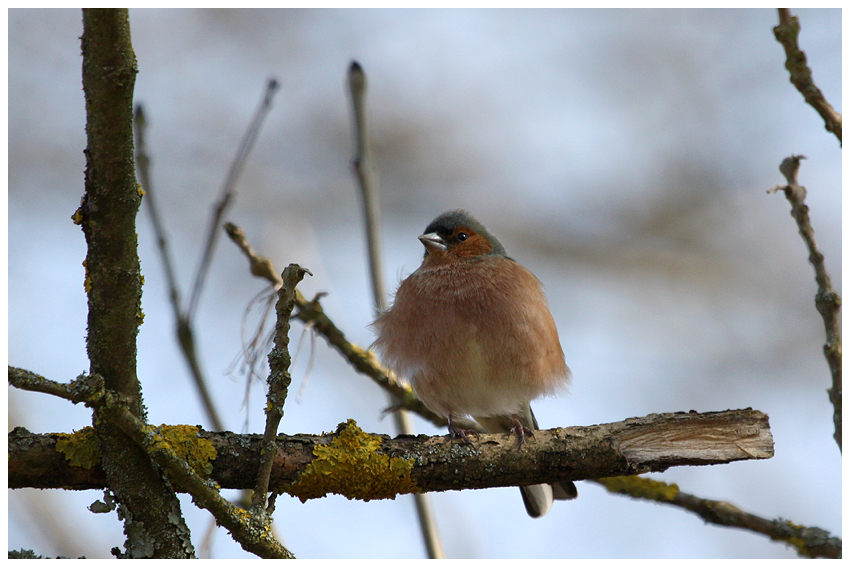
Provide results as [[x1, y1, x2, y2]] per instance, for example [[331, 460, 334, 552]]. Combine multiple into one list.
[[8, 8, 841, 559]]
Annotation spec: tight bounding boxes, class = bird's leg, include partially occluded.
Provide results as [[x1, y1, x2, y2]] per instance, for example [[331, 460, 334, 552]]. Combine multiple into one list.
[[447, 414, 480, 444], [509, 414, 535, 449]]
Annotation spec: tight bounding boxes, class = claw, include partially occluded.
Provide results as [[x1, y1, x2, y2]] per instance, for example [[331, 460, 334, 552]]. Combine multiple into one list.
[[447, 415, 480, 444], [509, 414, 535, 449]]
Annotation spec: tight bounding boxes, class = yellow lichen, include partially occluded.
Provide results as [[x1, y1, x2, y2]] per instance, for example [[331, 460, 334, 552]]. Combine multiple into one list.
[[71, 208, 84, 225], [137, 183, 146, 197], [137, 273, 145, 324], [55, 426, 100, 469], [597, 476, 680, 501], [152, 425, 217, 478], [288, 419, 419, 503], [782, 536, 808, 555], [82, 259, 92, 293]]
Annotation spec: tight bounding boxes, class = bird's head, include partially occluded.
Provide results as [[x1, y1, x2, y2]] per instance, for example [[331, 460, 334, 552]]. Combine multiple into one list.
[[418, 209, 507, 264]]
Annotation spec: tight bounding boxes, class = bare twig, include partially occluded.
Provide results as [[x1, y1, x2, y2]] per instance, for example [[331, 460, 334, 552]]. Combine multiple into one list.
[[134, 105, 183, 316], [252, 264, 310, 512], [187, 78, 280, 322], [768, 155, 842, 451], [348, 61, 388, 311], [595, 476, 841, 558], [224, 222, 282, 289], [773, 9, 842, 144], [134, 105, 225, 433]]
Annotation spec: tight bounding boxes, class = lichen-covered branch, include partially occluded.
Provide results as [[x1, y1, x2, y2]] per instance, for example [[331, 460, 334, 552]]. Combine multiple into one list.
[[9, 365, 795, 557], [768, 155, 842, 451], [773, 9, 842, 144], [10, 405, 772, 494], [78, 8, 143, 416], [8, 368, 294, 559], [596, 476, 841, 559], [252, 264, 310, 512]]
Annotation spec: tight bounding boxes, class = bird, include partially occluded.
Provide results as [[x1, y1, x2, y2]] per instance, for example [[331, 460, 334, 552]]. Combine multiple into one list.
[[371, 209, 577, 517]]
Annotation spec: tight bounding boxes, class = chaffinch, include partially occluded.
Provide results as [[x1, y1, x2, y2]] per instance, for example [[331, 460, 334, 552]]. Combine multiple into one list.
[[371, 209, 576, 517]]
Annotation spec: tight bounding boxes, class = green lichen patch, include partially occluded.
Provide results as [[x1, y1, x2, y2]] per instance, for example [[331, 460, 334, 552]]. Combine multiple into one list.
[[289, 419, 419, 503], [153, 425, 217, 478], [55, 427, 100, 469], [598, 475, 680, 502]]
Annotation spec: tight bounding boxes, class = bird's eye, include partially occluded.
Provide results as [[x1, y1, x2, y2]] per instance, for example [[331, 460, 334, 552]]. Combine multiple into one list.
[[457, 232, 468, 242]]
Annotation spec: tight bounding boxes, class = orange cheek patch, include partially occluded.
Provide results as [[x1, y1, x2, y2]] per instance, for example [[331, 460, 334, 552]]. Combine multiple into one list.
[[453, 234, 493, 258]]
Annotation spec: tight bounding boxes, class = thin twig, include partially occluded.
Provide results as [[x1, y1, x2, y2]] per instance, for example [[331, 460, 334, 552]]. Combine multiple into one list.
[[252, 264, 310, 512], [134, 105, 183, 316], [773, 9, 842, 144], [595, 477, 841, 558], [187, 78, 280, 322], [224, 222, 282, 289], [347, 60, 444, 559], [768, 155, 842, 451], [349, 61, 387, 311], [134, 105, 225, 433]]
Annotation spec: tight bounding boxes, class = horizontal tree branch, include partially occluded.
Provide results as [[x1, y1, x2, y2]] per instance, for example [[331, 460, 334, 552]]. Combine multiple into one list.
[[10, 408, 772, 496]]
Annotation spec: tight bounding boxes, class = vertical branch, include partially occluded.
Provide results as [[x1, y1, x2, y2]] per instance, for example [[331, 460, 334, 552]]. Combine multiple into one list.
[[253, 264, 310, 511], [80, 8, 143, 412], [79, 8, 193, 557], [347, 61, 445, 560], [768, 155, 842, 451], [773, 9, 842, 144], [349, 62, 387, 310]]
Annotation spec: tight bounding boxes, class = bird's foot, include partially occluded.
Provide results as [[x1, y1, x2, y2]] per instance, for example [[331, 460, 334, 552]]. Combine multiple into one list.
[[509, 415, 535, 449], [447, 416, 480, 444]]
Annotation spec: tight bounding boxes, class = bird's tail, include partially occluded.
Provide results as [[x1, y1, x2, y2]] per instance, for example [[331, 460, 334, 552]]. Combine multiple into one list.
[[475, 405, 577, 518]]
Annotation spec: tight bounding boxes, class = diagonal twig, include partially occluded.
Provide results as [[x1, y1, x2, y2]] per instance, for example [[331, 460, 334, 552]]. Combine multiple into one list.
[[134, 105, 224, 432], [187, 78, 280, 322], [595, 476, 841, 558], [773, 9, 842, 144], [223, 221, 472, 430]]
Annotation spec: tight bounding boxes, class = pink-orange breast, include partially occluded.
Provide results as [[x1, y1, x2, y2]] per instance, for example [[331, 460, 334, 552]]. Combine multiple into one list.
[[372, 255, 569, 418]]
